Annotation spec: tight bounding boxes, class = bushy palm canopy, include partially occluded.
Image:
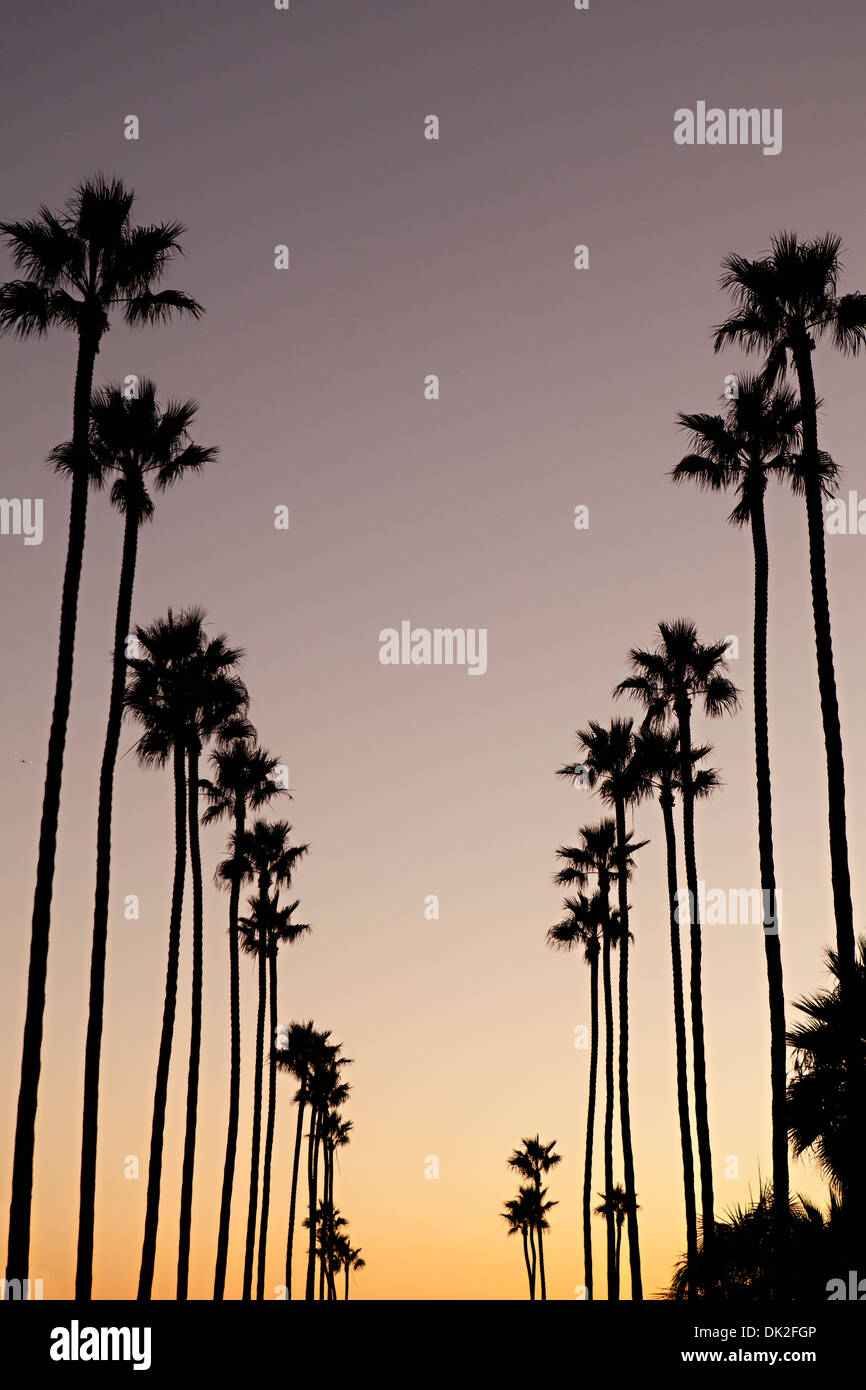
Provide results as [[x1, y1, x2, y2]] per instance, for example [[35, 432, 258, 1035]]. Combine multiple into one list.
[[634, 727, 721, 801], [615, 619, 740, 729], [49, 380, 216, 521], [673, 376, 824, 522], [202, 738, 286, 831], [558, 717, 652, 812], [786, 938, 866, 1196], [712, 232, 866, 385], [238, 893, 311, 961], [0, 174, 202, 342], [124, 608, 247, 765], [226, 818, 309, 896]]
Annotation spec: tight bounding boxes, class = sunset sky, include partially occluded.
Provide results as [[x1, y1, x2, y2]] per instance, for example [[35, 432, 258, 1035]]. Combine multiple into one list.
[[2, 0, 865, 1299]]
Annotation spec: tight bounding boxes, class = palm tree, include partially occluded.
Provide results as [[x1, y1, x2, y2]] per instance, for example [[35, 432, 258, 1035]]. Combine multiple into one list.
[[787, 938, 866, 1202], [595, 1184, 640, 1292], [547, 891, 604, 1301], [554, 820, 638, 1300], [502, 1184, 555, 1299], [714, 235, 866, 1235], [342, 1244, 365, 1300], [506, 1137, 561, 1301], [275, 1022, 334, 1299], [672, 378, 805, 1292], [125, 608, 245, 1300], [72, 382, 215, 1299], [233, 820, 309, 1300], [616, 623, 739, 1277], [558, 722, 649, 1299], [318, 1112, 353, 1299], [634, 728, 719, 1293], [305, 1052, 350, 1300], [204, 735, 287, 1300], [257, 894, 310, 1302], [176, 636, 247, 1300], [1, 175, 202, 1285]]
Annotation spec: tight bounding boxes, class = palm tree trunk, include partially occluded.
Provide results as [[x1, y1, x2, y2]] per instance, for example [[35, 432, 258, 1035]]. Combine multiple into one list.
[[521, 1228, 531, 1296], [242, 932, 267, 1300], [527, 1222, 537, 1300], [75, 506, 139, 1300], [285, 1083, 307, 1298], [793, 342, 860, 1243], [138, 740, 187, 1300], [677, 697, 715, 1277], [615, 1217, 623, 1286], [305, 1108, 321, 1300], [600, 877, 617, 1301], [177, 741, 204, 1299], [213, 799, 245, 1299], [660, 787, 698, 1291], [582, 949, 599, 1301], [318, 1147, 328, 1301], [614, 796, 642, 1300], [6, 327, 99, 1287], [255, 943, 279, 1300], [344, 1261, 350, 1300], [750, 490, 788, 1297]]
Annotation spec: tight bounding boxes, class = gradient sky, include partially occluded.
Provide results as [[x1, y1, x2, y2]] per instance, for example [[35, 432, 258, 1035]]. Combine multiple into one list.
[[2, 0, 866, 1300]]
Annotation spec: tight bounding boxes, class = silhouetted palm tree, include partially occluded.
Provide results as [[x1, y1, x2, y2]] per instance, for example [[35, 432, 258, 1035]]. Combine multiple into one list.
[[305, 1052, 350, 1300], [233, 819, 309, 1300], [275, 1022, 335, 1299], [616, 623, 739, 1277], [595, 1184, 640, 1293], [714, 235, 866, 1235], [176, 635, 247, 1300], [555, 819, 637, 1300], [634, 727, 719, 1293], [787, 938, 866, 1201], [672, 377, 804, 1292], [548, 891, 604, 1301], [205, 734, 287, 1299], [318, 1112, 352, 1299], [0, 175, 202, 1284], [558, 721, 649, 1300], [125, 608, 245, 1300], [507, 1137, 561, 1301], [342, 1244, 365, 1300], [502, 1184, 555, 1299], [71, 382, 215, 1299]]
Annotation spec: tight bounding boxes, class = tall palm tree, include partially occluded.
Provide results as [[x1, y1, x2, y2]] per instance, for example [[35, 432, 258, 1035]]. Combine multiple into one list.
[[616, 623, 739, 1278], [257, 894, 310, 1302], [275, 1022, 334, 1299], [672, 378, 807, 1292], [506, 1137, 561, 1301], [714, 236, 866, 1238], [558, 722, 649, 1300], [72, 382, 215, 1299], [233, 820, 309, 1300], [555, 820, 637, 1300], [594, 1184, 640, 1292], [176, 637, 247, 1300], [305, 1053, 350, 1300], [204, 735, 287, 1300], [547, 891, 604, 1301], [1, 175, 202, 1284], [634, 727, 720, 1294], [125, 608, 245, 1300]]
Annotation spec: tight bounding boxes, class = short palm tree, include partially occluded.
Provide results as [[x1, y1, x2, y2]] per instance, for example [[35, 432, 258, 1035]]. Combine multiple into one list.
[[715, 236, 866, 1238], [506, 1137, 561, 1301], [672, 377, 807, 1291], [72, 382, 215, 1299], [342, 1244, 365, 1300], [616, 623, 739, 1277], [594, 1185, 640, 1292], [548, 891, 604, 1301], [787, 938, 866, 1202], [502, 1187, 538, 1299], [1, 175, 202, 1285], [305, 1052, 351, 1300], [205, 733, 288, 1300], [558, 721, 649, 1300], [125, 608, 246, 1300]]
